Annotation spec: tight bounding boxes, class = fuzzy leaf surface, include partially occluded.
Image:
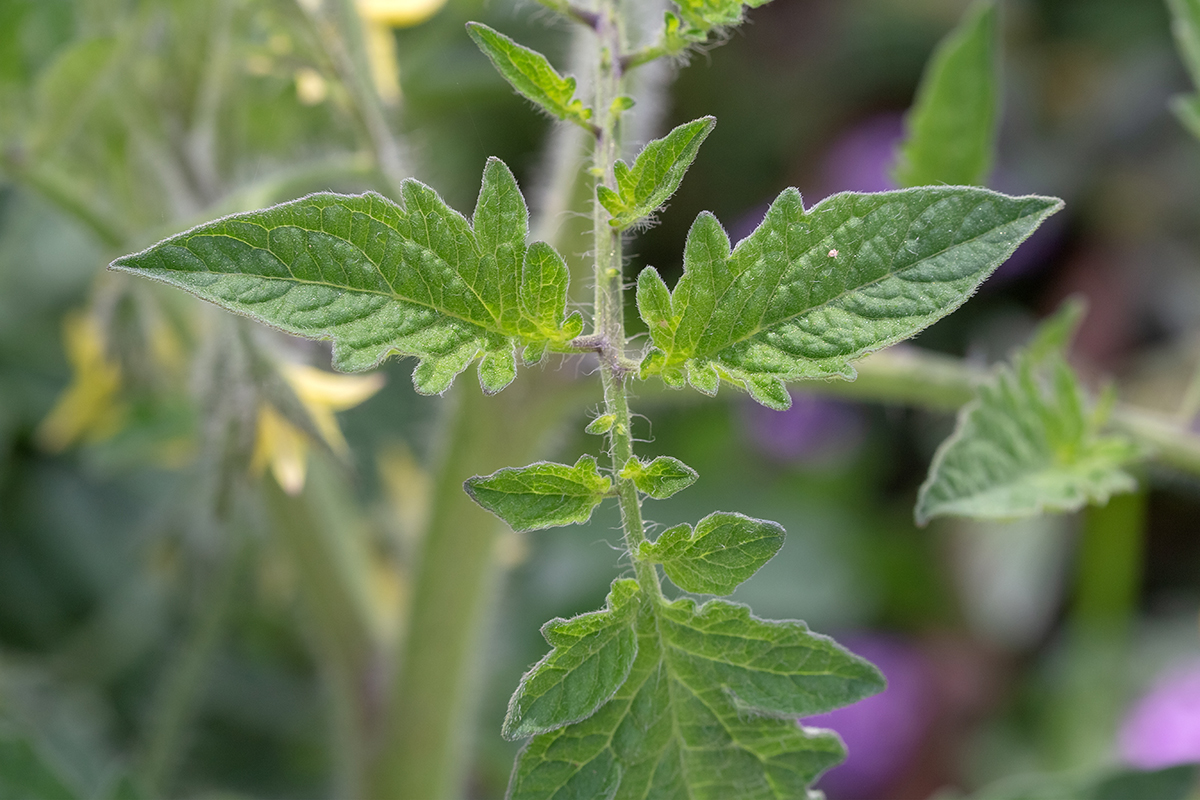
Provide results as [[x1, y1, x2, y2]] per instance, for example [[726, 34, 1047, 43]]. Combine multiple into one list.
[[637, 186, 1062, 409], [465, 455, 611, 532], [916, 312, 1140, 524], [619, 456, 698, 500], [598, 117, 715, 230], [893, 1, 1000, 188], [467, 23, 592, 130], [504, 580, 641, 740], [111, 158, 582, 396], [674, 0, 771, 32], [640, 511, 784, 595], [507, 598, 885, 800]]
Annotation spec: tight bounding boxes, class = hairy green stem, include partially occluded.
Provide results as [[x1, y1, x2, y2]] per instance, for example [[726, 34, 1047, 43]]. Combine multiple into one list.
[[591, 2, 662, 602]]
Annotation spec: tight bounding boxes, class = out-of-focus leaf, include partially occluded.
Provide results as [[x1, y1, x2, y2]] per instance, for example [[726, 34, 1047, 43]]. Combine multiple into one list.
[[893, 1, 1000, 187], [637, 186, 1062, 409], [916, 303, 1140, 524], [31, 37, 119, 157], [961, 763, 1199, 800], [1167, 0, 1200, 140], [0, 730, 78, 800]]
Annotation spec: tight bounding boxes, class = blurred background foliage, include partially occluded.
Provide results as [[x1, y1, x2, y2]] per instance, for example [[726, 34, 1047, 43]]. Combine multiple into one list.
[[2, 0, 1200, 798]]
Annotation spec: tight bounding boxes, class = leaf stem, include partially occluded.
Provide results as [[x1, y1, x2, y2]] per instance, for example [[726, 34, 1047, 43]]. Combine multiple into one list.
[[592, 1, 662, 601]]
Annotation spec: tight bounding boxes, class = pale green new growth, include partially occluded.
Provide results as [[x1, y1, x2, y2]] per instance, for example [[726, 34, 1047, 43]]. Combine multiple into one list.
[[1167, 0, 1200, 140], [893, 0, 1000, 188], [503, 580, 640, 740], [619, 456, 698, 499], [507, 599, 885, 800], [111, 158, 583, 396], [464, 455, 612, 532], [640, 511, 784, 595], [916, 305, 1140, 524], [674, 0, 772, 32], [586, 414, 616, 435], [638, 186, 1062, 409], [598, 117, 716, 230], [467, 23, 594, 132]]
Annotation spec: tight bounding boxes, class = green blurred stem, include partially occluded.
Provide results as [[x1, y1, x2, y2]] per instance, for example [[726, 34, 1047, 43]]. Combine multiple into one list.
[[0, 156, 129, 249], [140, 540, 245, 797]]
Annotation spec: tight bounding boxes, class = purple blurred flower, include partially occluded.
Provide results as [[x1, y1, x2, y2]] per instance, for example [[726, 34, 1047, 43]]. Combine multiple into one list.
[[800, 635, 934, 800], [1119, 659, 1200, 769], [816, 114, 904, 197], [742, 392, 864, 465]]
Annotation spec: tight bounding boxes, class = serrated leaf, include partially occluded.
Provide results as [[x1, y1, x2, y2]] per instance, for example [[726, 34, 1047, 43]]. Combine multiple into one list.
[[637, 186, 1062, 409], [893, 0, 1000, 188], [504, 580, 641, 740], [640, 511, 784, 594], [619, 456, 697, 500], [508, 598, 884, 800], [598, 117, 715, 230], [916, 310, 1140, 524], [112, 158, 581, 395], [465, 454, 612, 532], [467, 22, 593, 131]]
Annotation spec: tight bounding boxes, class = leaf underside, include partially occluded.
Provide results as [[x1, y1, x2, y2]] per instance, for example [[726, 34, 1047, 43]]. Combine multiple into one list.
[[916, 325, 1139, 524], [893, 0, 1000, 188], [111, 158, 582, 396], [507, 595, 885, 800], [638, 185, 1063, 409], [465, 455, 612, 532]]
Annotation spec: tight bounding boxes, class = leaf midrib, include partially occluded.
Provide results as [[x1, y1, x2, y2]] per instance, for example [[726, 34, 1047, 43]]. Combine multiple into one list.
[[675, 196, 1049, 363]]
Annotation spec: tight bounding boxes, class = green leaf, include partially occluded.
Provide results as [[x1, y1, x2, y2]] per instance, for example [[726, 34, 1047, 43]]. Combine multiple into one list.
[[637, 186, 1063, 409], [916, 306, 1140, 525], [0, 729, 78, 800], [112, 158, 583, 396], [467, 23, 594, 131], [465, 454, 612, 532], [619, 456, 698, 500], [673, 0, 772, 32], [507, 598, 884, 800], [504, 579, 641, 740], [30, 37, 119, 158], [893, 0, 1000, 188], [1167, 0, 1200, 140], [598, 117, 715, 230], [640, 511, 784, 594], [585, 414, 616, 435]]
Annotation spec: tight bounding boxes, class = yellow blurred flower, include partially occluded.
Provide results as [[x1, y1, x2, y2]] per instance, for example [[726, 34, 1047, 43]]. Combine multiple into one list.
[[356, 0, 448, 28], [37, 312, 126, 452], [251, 364, 384, 495]]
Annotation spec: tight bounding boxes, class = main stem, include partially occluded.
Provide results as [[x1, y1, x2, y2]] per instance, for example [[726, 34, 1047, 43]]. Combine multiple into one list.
[[592, 1, 662, 601]]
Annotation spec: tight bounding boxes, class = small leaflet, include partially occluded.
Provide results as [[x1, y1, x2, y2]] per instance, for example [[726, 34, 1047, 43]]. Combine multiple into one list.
[[893, 0, 1000, 188], [637, 185, 1062, 409], [916, 302, 1141, 524], [464, 454, 612, 532], [507, 597, 885, 800], [503, 579, 640, 740], [673, 0, 773, 33], [466, 23, 594, 131], [111, 158, 583, 396], [619, 455, 698, 500], [597, 117, 715, 231], [639, 511, 784, 595]]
